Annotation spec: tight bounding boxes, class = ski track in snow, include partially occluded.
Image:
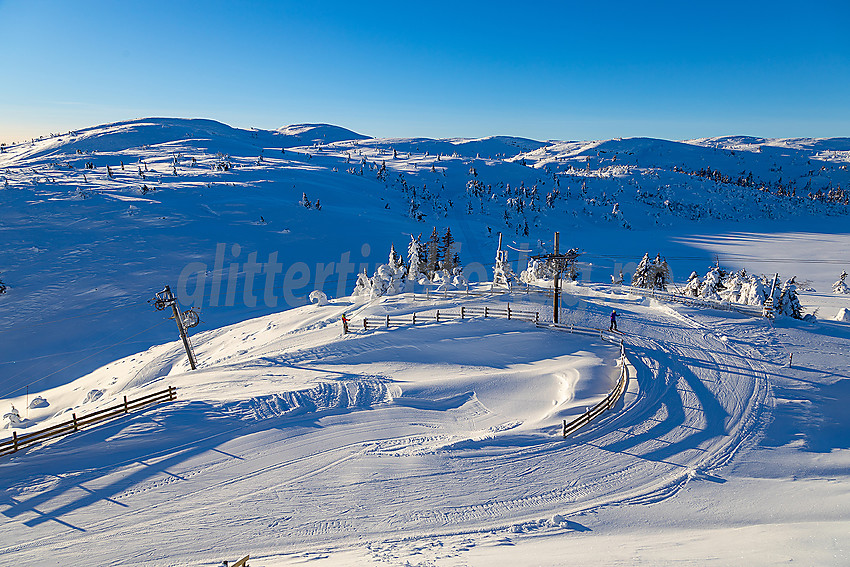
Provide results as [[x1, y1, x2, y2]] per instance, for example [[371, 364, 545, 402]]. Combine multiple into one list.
[[0, 294, 774, 565]]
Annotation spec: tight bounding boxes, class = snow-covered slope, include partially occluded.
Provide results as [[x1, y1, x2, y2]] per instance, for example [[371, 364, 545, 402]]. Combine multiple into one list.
[[1, 117, 849, 398]]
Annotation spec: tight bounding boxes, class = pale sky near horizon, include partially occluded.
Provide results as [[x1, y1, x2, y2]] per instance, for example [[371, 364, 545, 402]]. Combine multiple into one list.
[[1, 0, 848, 143]]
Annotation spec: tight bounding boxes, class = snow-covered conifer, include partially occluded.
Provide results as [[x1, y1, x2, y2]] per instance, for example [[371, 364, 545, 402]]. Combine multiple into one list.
[[652, 254, 671, 290], [493, 249, 514, 288], [683, 271, 701, 296], [775, 277, 803, 319], [833, 270, 849, 294], [352, 268, 372, 298], [738, 274, 769, 306], [631, 253, 651, 288], [441, 228, 455, 271], [699, 267, 722, 300], [389, 243, 403, 271], [407, 235, 426, 282], [300, 192, 312, 208], [426, 227, 441, 276], [611, 269, 624, 285]]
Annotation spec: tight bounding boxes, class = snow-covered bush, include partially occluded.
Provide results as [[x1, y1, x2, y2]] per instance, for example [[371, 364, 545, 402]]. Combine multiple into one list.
[[309, 290, 328, 306], [2, 406, 22, 429], [520, 258, 554, 284]]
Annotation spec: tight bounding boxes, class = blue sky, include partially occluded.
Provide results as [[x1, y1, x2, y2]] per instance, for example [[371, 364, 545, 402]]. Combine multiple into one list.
[[1, 0, 848, 142]]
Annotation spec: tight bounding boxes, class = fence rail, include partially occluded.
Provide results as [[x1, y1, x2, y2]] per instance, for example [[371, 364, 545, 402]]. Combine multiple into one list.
[[560, 341, 629, 438], [0, 386, 177, 457]]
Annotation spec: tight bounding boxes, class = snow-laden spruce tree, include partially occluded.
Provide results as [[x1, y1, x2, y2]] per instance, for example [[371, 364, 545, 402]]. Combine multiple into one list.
[[699, 267, 723, 300], [493, 249, 514, 289], [738, 274, 770, 306], [425, 227, 441, 276], [352, 268, 372, 298], [440, 228, 456, 272], [406, 234, 427, 282], [388, 243, 405, 274], [631, 253, 651, 288], [631, 253, 669, 290], [369, 265, 392, 298], [719, 270, 745, 303], [682, 271, 701, 296], [652, 254, 671, 290], [2, 406, 21, 429], [833, 271, 849, 294], [775, 277, 804, 319]]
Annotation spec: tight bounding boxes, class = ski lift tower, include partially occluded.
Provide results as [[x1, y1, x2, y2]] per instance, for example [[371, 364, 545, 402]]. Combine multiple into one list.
[[530, 231, 581, 324]]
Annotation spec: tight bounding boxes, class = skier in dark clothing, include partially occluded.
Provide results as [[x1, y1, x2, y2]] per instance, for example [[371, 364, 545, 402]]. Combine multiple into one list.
[[609, 310, 619, 332]]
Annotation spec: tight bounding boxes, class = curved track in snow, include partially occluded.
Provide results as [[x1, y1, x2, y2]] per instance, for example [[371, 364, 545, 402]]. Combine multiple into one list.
[[0, 297, 771, 564]]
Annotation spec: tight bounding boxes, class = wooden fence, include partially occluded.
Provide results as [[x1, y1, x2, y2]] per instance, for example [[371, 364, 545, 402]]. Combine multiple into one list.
[[352, 304, 540, 332], [560, 341, 629, 438], [0, 386, 177, 457]]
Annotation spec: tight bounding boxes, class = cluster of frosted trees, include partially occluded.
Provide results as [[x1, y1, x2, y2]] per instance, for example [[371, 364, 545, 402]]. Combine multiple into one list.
[[681, 267, 803, 318], [352, 228, 466, 299]]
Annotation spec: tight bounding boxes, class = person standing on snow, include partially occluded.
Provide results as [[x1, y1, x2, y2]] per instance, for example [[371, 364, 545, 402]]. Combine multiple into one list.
[[609, 310, 619, 332]]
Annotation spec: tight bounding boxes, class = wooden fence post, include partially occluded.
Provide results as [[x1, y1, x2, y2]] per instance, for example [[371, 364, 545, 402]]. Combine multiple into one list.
[[72, 413, 78, 432], [12, 431, 18, 453], [363, 319, 368, 330], [386, 314, 390, 327], [507, 303, 511, 320], [461, 306, 465, 319], [535, 312, 539, 324], [412, 312, 416, 325], [169, 386, 175, 401], [436, 310, 440, 322], [124, 396, 129, 413], [485, 306, 489, 318]]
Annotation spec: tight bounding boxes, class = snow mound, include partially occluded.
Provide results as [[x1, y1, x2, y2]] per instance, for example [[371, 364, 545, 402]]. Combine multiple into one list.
[[28, 396, 49, 409], [832, 308, 850, 322]]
